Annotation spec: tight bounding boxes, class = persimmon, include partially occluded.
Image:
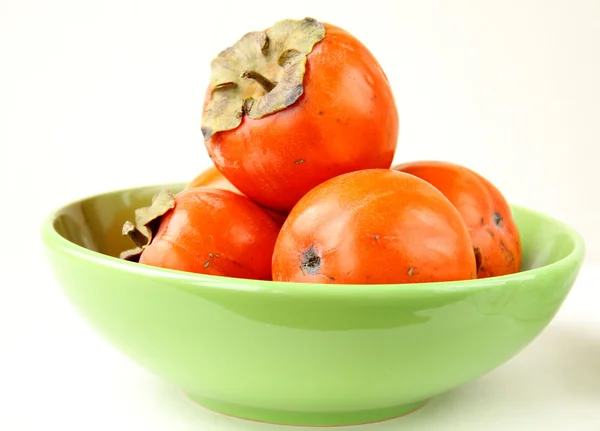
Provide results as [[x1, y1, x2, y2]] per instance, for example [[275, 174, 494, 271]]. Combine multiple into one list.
[[186, 165, 242, 194], [272, 169, 478, 284], [393, 161, 522, 278], [185, 165, 287, 226], [201, 17, 399, 213], [120, 188, 280, 280]]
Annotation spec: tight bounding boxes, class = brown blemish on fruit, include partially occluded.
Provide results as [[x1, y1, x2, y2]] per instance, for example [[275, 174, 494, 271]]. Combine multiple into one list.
[[300, 245, 321, 275], [499, 239, 514, 264], [206, 253, 220, 266], [408, 267, 415, 276], [493, 212, 503, 227], [474, 247, 483, 274]]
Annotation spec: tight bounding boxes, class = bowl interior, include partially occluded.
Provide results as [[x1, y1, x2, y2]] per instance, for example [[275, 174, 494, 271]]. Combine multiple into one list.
[[49, 182, 582, 277]]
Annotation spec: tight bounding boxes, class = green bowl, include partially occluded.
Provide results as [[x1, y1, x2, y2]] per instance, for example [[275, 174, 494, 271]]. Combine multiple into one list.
[[41, 182, 585, 427]]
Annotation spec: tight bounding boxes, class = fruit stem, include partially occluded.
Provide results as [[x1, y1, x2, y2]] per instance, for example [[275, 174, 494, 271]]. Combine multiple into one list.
[[240, 70, 276, 92], [122, 221, 149, 248]]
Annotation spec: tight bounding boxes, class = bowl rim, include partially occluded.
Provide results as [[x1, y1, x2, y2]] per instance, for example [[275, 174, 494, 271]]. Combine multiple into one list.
[[40, 182, 587, 298]]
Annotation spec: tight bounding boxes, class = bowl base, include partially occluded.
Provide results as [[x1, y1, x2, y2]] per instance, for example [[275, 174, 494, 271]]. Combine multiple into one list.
[[183, 393, 428, 427]]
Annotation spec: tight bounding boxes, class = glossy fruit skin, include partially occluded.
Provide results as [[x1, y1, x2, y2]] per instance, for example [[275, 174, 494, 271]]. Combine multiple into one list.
[[186, 165, 242, 194], [272, 169, 478, 284], [185, 166, 287, 226], [393, 161, 522, 278], [139, 188, 280, 280], [205, 23, 399, 213]]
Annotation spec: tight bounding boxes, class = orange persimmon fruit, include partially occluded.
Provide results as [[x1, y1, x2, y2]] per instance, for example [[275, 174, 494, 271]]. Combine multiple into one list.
[[393, 160, 522, 278], [272, 169, 479, 284], [125, 188, 280, 280], [185, 165, 287, 226], [186, 165, 242, 195], [201, 17, 399, 213]]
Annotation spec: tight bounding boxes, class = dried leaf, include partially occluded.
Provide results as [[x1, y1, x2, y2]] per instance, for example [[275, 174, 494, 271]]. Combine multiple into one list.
[[201, 17, 325, 140], [119, 190, 176, 262]]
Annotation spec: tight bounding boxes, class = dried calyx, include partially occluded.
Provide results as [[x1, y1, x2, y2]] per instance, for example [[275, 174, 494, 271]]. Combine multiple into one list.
[[119, 190, 176, 262], [301, 245, 321, 275], [201, 17, 325, 140]]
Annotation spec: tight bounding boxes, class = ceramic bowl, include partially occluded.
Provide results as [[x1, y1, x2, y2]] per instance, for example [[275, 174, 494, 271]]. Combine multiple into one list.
[[41, 182, 585, 427]]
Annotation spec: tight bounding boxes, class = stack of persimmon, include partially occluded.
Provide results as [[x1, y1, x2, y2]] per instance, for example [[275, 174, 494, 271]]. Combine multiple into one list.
[[120, 17, 522, 284]]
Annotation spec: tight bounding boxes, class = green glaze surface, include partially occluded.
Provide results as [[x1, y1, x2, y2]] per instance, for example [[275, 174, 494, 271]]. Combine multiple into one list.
[[41, 183, 586, 427]]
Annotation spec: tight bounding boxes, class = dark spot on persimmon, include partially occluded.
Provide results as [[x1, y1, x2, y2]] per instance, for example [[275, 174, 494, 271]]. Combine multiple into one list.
[[474, 247, 483, 274], [318, 110, 324, 115], [408, 267, 415, 276], [499, 239, 514, 264], [294, 159, 305, 165], [373, 234, 380, 240], [301, 245, 321, 275], [487, 229, 495, 238], [209, 253, 214, 258], [493, 212, 503, 227], [480, 217, 485, 226]]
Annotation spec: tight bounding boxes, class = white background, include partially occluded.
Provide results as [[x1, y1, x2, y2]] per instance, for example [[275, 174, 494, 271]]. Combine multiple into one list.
[[1, 0, 599, 430]]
